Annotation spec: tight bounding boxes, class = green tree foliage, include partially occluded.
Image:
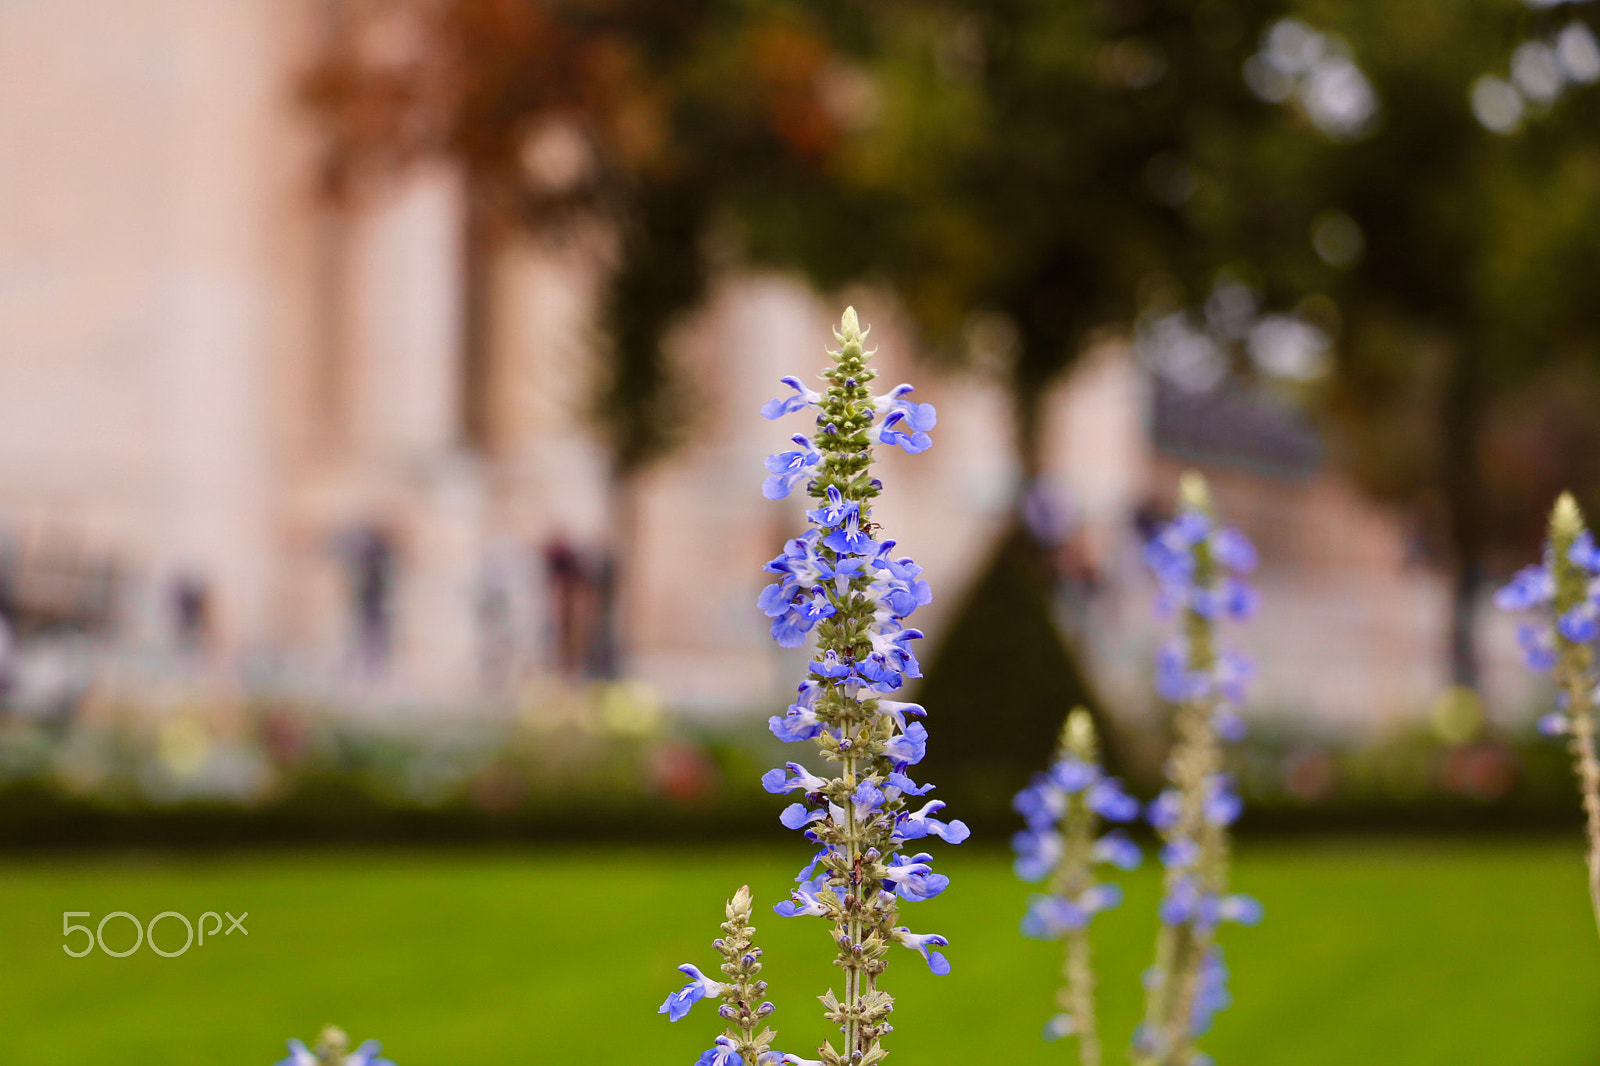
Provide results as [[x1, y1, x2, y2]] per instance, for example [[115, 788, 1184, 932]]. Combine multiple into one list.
[[742, 0, 1289, 475], [1215, 0, 1600, 684], [302, 0, 848, 473]]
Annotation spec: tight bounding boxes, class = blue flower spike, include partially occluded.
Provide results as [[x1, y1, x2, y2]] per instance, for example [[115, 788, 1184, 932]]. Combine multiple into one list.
[[1496, 492, 1600, 938], [753, 308, 959, 1065], [657, 887, 781, 1066], [667, 310, 957, 1066], [1134, 472, 1260, 1066], [1011, 707, 1135, 1063]]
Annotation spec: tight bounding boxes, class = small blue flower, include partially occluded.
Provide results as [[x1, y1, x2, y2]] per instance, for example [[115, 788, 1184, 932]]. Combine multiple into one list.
[[878, 409, 933, 454], [762, 762, 829, 795], [1210, 893, 1264, 927], [1518, 623, 1558, 672], [1218, 577, 1258, 620], [810, 651, 855, 679], [775, 876, 836, 917], [873, 383, 937, 430], [875, 698, 927, 730], [1156, 642, 1207, 702], [757, 582, 795, 619], [1159, 877, 1200, 926], [1042, 1014, 1077, 1042], [763, 534, 822, 583], [885, 722, 929, 766], [769, 610, 812, 649], [806, 485, 856, 527], [780, 803, 827, 831], [1161, 836, 1201, 870], [884, 852, 951, 901], [1203, 778, 1243, 827], [851, 780, 888, 819], [1020, 885, 1122, 938], [763, 435, 821, 500], [869, 541, 927, 583], [1495, 565, 1554, 612], [1213, 706, 1247, 742], [823, 509, 880, 556], [1189, 947, 1232, 1037], [659, 964, 726, 1022], [1049, 757, 1098, 793], [1092, 828, 1142, 870], [1146, 788, 1182, 832], [868, 544, 933, 618], [1211, 527, 1257, 573], [769, 706, 824, 743], [815, 551, 868, 596], [1573, 531, 1600, 574], [890, 926, 952, 974], [797, 589, 837, 625], [894, 800, 971, 844], [1561, 601, 1600, 643], [1088, 778, 1140, 822], [886, 770, 935, 796], [1540, 712, 1570, 736], [1013, 774, 1065, 830], [1217, 650, 1254, 704], [695, 1035, 745, 1066], [1011, 827, 1062, 882], [761, 376, 822, 420]]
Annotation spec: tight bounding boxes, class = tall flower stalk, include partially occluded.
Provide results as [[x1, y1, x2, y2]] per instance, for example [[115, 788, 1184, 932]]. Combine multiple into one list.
[[659, 308, 963, 1066], [1013, 707, 1141, 1066], [1495, 492, 1600, 938], [659, 887, 781, 1066], [1134, 473, 1261, 1066]]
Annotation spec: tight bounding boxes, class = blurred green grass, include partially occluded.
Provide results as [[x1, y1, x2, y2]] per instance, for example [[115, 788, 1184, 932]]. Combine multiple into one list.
[[1, 838, 1597, 1064]]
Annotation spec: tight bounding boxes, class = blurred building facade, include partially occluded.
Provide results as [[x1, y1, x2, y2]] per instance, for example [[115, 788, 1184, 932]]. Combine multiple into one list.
[[0, 0, 1533, 732]]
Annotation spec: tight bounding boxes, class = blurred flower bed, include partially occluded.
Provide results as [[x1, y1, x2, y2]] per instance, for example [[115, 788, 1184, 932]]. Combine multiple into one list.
[[1214, 690, 1579, 834], [0, 681, 1578, 848], [0, 680, 782, 848]]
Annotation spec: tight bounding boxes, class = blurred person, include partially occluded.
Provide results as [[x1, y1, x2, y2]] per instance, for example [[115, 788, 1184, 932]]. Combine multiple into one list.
[[169, 573, 211, 659], [342, 526, 396, 678], [543, 535, 586, 678]]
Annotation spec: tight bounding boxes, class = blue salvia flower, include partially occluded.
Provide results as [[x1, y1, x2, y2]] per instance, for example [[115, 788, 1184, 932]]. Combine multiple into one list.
[[1495, 493, 1600, 938], [273, 1028, 393, 1066], [764, 435, 822, 500], [658, 886, 783, 1066], [1012, 707, 1140, 1066], [755, 308, 965, 1065], [1187, 947, 1232, 1039], [1134, 473, 1260, 1066]]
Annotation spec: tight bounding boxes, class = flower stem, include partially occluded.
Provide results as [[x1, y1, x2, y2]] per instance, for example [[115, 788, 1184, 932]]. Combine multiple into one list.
[[1064, 928, 1100, 1066], [1548, 493, 1600, 941]]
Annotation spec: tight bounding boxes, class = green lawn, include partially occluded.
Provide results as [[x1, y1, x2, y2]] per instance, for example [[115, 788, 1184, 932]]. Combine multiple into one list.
[[1, 838, 1596, 1064]]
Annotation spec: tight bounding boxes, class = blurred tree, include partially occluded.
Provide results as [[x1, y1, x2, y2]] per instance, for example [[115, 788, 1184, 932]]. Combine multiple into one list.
[[305, 0, 857, 461], [734, 0, 1295, 776], [1215, 0, 1600, 687], [302, 0, 850, 667], [742, 0, 1292, 480], [751, 0, 1600, 703]]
